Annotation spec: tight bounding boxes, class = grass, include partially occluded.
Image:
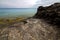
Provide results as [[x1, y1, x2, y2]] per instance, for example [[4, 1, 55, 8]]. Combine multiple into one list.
[[0, 17, 25, 29]]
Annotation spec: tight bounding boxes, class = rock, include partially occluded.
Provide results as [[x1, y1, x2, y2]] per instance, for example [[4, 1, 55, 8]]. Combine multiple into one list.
[[0, 18, 58, 40], [33, 3, 60, 27]]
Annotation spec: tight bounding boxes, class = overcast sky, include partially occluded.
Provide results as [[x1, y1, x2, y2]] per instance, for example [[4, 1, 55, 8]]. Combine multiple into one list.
[[0, 0, 60, 8]]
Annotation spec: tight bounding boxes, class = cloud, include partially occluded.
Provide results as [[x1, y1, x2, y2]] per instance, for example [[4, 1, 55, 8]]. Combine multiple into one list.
[[0, 0, 37, 8], [33, 0, 60, 8], [40, 0, 60, 6], [0, 0, 60, 8]]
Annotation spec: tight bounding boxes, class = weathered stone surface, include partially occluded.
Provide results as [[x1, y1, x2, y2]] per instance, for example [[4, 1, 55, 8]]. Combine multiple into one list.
[[0, 18, 58, 40]]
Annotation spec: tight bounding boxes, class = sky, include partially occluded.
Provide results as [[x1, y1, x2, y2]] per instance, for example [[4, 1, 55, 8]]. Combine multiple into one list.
[[0, 0, 60, 8]]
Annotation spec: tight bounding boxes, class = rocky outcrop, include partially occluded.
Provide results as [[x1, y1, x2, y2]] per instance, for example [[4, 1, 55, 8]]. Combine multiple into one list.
[[0, 3, 60, 40], [33, 3, 60, 27], [0, 18, 58, 40]]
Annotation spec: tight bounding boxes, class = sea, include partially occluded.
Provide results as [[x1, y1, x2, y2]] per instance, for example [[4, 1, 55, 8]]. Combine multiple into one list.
[[0, 8, 37, 18]]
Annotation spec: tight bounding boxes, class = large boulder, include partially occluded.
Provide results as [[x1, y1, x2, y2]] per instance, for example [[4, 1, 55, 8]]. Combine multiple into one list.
[[33, 3, 60, 27]]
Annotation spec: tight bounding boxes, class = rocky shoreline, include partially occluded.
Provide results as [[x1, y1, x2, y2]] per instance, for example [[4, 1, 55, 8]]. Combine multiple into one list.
[[0, 3, 60, 40]]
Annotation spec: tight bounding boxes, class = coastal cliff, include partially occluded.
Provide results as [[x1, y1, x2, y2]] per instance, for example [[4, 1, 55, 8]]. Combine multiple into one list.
[[0, 3, 60, 40]]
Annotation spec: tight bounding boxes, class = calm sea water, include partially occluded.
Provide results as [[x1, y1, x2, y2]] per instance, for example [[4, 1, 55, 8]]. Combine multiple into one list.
[[0, 8, 37, 18]]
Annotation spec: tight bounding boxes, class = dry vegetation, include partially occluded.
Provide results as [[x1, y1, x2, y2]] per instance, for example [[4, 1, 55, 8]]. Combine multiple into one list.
[[0, 17, 25, 28]]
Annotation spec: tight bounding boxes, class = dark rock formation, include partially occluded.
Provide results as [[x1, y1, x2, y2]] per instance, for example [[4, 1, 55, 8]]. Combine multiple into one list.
[[33, 3, 60, 27]]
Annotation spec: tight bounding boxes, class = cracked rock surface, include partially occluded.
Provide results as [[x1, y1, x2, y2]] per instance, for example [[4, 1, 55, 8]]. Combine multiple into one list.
[[0, 18, 58, 40]]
